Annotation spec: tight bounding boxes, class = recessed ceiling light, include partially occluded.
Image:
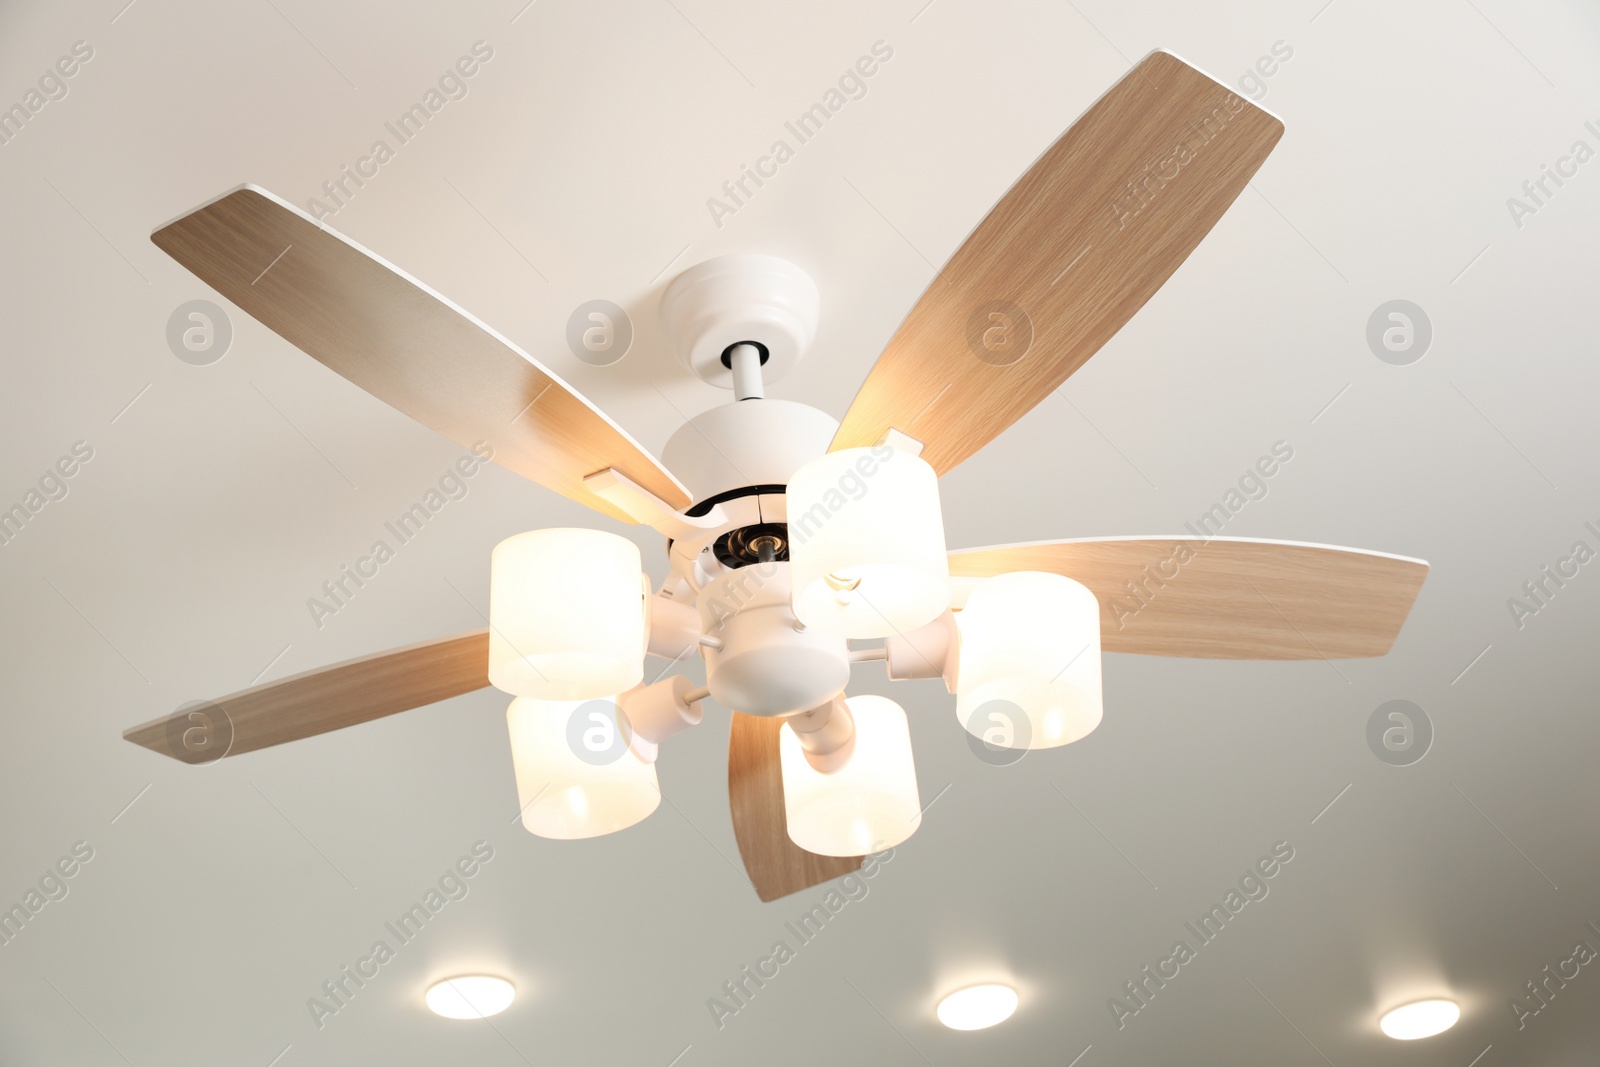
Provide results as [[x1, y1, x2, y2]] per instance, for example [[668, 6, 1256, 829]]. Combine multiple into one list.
[[1379, 998, 1460, 1040], [425, 975, 516, 1020], [936, 984, 1019, 1030]]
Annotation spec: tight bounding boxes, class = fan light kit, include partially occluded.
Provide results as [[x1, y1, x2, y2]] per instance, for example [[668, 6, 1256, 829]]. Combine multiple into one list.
[[125, 50, 1429, 903], [425, 976, 516, 1020], [779, 694, 921, 856], [506, 696, 662, 840], [1378, 998, 1460, 1040], [936, 984, 1020, 1031]]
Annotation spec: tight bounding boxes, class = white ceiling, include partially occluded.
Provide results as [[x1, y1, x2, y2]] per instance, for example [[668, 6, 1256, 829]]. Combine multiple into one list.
[[4, 0, 1600, 1063]]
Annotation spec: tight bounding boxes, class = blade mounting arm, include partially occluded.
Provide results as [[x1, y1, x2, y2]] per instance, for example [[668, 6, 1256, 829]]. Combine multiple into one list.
[[584, 467, 727, 541]]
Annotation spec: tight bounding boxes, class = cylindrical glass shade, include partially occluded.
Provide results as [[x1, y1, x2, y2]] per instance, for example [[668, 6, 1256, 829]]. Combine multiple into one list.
[[488, 528, 645, 698], [956, 572, 1103, 750], [779, 695, 921, 856], [787, 446, 949, 638], [506, 698, 660, 839]]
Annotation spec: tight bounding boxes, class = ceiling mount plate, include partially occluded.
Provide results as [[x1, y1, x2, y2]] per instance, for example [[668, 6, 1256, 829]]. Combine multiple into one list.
[[659, 255, 819, 389]]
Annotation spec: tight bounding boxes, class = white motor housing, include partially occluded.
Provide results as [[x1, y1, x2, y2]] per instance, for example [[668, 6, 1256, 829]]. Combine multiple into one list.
[[662, 398, 838, 503], [698, 563, 848, 716]]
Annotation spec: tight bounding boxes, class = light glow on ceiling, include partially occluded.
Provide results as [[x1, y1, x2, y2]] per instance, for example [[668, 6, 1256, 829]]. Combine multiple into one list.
[[425, 975, 516, 1020], [1379, 998, 1460, 1040], [936, 983, 1019, 1030]]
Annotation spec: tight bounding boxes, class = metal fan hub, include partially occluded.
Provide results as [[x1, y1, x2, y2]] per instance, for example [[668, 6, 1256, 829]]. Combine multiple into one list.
[[713, 523, 789, 568]]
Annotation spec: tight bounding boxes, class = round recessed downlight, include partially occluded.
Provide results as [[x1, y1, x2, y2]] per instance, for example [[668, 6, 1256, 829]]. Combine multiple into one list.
[[1379, 999, 1460, 1040], [425, 976, 516, 1020], [936, 984, 1019, 1030]]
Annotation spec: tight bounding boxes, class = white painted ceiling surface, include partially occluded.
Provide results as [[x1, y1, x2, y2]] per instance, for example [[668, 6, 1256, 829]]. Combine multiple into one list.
[[3, 0, 1600, 1063]]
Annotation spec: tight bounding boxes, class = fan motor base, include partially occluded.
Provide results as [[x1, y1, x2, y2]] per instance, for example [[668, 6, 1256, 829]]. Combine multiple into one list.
[[698, 563, 849, 716], [659, 254, 819, 390], [662, 398, 838, 502]]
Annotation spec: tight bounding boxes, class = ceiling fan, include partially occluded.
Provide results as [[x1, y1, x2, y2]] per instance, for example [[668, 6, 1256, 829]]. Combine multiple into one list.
[[124, 51, 1428, 902]]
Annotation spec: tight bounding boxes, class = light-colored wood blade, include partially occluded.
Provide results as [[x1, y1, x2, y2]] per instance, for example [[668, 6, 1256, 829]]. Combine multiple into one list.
[[949, 538, 1428, 660], [123, 630, 491, 763], [151, 186, 689, 524], [831, 51, 1284, 474], [728, 712, 862, 902]]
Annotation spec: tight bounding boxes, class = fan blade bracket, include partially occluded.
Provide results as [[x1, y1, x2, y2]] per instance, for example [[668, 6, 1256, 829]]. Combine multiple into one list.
[[876, 427, 925, 456], [583, 467, 728, 540]]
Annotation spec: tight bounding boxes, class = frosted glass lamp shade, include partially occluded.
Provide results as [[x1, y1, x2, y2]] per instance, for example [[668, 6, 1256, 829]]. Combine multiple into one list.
[[488, 528, 645, 699], [956, 572, 1103, 750], [506, 698, 660, 839], [779, 695, 921, 856], [787, 446, 949, 638]]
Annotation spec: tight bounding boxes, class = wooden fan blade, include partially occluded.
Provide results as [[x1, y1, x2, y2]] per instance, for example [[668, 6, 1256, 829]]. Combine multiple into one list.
[[152, 186, 689, 524], [831, 51, 1283, 474], [123, 630, 491, 763], [950, 539, 1427, 660], [728, 712, 862, 902]]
